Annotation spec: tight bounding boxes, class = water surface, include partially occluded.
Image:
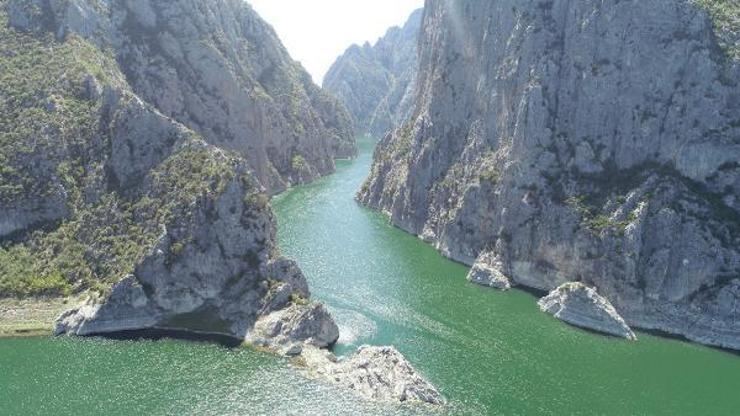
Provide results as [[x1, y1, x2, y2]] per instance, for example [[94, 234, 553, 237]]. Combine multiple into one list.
[[1, 137, 738, 415], [273, 137, 740, 415]]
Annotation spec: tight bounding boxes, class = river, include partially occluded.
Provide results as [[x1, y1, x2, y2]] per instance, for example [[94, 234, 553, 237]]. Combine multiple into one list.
[[1, 137, 738, 415]]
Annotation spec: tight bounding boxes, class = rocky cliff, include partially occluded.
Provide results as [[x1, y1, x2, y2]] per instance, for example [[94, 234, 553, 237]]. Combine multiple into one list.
[[324, 9, 422, 138], [8, 0, 356, 196], [360, 0, 740, 350], [0, 0, 341, 342], [0, 1, 441, 403]]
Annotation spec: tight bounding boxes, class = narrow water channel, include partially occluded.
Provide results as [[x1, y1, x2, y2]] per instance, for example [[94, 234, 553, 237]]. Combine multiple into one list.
[[273, 137, 740, 415], [1, 137, 738, 415]]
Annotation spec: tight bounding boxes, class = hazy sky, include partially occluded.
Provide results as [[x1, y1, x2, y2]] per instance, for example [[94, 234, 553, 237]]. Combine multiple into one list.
[[249, 0, 424, 85]]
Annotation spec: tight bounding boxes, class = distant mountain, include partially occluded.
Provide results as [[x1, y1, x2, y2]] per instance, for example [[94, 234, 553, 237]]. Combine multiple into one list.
[[324, 9, 422, 138]]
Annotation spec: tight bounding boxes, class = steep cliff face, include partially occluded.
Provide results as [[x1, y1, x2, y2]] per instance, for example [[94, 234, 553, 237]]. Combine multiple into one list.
[[360, 0, 740, 349], [324, 9, 422, 138], [8, 0, 356, 195], [0, 0, 341, 341]]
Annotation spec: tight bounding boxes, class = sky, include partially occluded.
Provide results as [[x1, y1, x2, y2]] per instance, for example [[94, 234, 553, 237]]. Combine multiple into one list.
[[249, 0, 424, 85]]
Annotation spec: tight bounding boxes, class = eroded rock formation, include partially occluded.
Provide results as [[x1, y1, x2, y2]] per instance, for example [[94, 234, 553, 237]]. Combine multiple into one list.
[[301, 345, 444, 405], [466, 250, 512, 290]]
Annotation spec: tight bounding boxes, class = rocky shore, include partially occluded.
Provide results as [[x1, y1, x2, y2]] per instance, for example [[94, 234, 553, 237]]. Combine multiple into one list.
[[0, 297, 81, 337]]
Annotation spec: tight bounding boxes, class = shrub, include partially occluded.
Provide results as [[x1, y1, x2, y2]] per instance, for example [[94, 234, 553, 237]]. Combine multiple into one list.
[[694, 0, 740, 59], [291, 154, 306, 171], [290, 293, 309, 306], [479, 167, 500, 184]]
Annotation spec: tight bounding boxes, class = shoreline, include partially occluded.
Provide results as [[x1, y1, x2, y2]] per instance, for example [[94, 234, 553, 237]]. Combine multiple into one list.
[[0, 296, 82, 338]]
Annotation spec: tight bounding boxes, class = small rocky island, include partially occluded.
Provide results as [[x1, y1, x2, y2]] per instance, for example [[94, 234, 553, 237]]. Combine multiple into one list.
[[302, 345, 444, 404]]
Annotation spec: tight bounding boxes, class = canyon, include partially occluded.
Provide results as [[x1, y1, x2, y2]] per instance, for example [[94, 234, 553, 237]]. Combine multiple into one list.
[[1, 0, 739, 414]]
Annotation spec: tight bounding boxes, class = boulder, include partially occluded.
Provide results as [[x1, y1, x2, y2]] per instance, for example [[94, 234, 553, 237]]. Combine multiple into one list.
[[302, 345, 444, 405], [466, 251, 511, 290], [246, 303, 340, 350], [539, 282, 637, 340]]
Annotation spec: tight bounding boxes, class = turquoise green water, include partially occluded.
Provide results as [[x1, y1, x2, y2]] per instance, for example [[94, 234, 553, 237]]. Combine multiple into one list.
[[1, 137, 739, 415]]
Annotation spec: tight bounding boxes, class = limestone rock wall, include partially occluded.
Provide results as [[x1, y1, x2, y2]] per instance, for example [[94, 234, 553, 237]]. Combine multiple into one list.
[[9, 0, 356, 194], [360, 0, 740, 350], [324, 9, 422, 138], [0, 0, 344, 339]]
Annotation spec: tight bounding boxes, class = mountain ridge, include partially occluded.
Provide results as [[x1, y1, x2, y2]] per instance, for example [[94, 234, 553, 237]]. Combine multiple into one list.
[[324, 8, 422, 138]]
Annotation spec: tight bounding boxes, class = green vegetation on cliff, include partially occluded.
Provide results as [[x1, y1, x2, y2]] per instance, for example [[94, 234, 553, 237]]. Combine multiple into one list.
[[0, 5, 249, 298], [0, 2, 120, 204], [0, 142, 242, 298], [694, 0, 740, 59]]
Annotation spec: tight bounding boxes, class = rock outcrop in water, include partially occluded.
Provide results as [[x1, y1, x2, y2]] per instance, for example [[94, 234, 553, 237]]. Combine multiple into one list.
[[466, 250, 512, 290], [246, 302, 340, 353], [324, 9, 422, 138], [246, 304, 444, 405], [302, 345, 444, 405], [360, 0, 740, 350], [539, 283, 637, 340]]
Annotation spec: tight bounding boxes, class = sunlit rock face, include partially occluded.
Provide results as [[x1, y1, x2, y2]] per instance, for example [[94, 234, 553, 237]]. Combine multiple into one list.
[[324, 9, 422, 138], [539, 282, 637, 340], [8, 0, 355, 195], [466, 250, 511, 290], [360, 0, 740, 350], [2, 0, 349, 342]]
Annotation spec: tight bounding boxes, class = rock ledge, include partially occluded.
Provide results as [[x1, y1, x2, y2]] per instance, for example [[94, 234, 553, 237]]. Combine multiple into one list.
[[245, 302, 340, 354]]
